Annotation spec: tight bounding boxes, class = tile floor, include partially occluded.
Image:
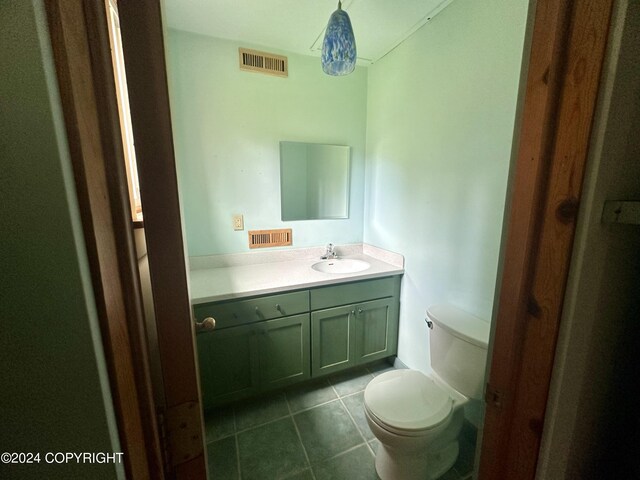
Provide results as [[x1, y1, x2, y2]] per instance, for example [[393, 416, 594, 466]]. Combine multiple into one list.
[[204, 361, 476, 480]]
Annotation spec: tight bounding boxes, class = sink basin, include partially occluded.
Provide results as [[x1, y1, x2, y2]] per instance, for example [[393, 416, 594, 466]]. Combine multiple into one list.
[[312, 258, 371, 274]]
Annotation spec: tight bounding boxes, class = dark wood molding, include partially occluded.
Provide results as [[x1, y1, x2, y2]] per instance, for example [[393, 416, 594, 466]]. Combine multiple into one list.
[[116, 0, 207, 477], [479, 0, 615, 478], [45, 1, 164, 478]]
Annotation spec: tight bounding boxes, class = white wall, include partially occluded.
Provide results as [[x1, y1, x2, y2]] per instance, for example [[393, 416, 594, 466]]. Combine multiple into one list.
[[363, 0, 528, 373], [0, 2, 121, 478]]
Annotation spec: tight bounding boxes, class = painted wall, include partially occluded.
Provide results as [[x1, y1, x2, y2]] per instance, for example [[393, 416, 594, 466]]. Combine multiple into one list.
[[0, 2, 121, 478], [165, 31, 368, 256], [363, 0, 528, 373]]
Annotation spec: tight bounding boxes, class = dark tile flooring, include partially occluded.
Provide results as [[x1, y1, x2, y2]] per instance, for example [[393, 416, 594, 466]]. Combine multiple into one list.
[[204, 361, 476, 480]]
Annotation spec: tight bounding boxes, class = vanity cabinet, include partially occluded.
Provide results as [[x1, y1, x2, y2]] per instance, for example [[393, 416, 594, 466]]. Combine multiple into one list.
[[310, 278, 400, 377], [194, 275, 400, 408], [197, 323, 259, 406], [196, 290, 311, 408], [258, 314, 310, 391]]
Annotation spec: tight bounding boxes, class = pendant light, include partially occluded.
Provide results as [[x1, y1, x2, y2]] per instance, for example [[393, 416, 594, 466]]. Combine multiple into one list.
[[321, 1, 357, 76]]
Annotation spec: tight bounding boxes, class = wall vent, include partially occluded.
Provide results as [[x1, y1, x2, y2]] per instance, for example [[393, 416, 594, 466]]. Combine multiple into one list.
[[239, 48, 288, 77], [248, 229, 293, 249]]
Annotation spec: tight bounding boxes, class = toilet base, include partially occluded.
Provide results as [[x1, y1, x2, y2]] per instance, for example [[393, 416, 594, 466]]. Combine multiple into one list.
[[375, 440, 459, 480]]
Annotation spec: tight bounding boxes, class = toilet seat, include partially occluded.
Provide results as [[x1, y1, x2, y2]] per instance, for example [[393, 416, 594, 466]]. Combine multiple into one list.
[[364, 370, 452, 435]]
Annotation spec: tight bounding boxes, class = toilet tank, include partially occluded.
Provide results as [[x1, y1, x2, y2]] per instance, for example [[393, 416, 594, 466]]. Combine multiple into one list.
[[427, 304, 490, 399]]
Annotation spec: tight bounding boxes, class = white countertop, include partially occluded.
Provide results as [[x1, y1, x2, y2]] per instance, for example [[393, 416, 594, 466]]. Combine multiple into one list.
[[188, 244, 404, 304]]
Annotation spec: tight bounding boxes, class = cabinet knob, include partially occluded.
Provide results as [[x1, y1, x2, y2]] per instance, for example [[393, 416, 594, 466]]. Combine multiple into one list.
[[351, 310, 355, 315], [358, 308, 363, 314], [255, 307, 260, 315], [195, 317, 216, 333], [275, 304, 282, 313]]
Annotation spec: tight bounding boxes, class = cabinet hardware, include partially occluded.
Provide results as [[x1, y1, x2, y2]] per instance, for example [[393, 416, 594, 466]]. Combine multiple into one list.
[[195, 317, 216, 332]]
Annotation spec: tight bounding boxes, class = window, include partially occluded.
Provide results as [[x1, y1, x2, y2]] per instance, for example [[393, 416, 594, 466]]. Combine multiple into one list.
[[106, 0, 143, 222]]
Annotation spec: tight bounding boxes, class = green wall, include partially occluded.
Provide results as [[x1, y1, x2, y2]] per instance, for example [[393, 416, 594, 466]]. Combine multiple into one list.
[[364, 0, 528, 370], [0, 2, 121, 478], [166, 0, 528, 388], [166, 31, 368, 256]]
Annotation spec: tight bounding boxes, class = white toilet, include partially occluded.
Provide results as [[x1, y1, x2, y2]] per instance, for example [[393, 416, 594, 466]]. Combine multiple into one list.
[[364, 304, 490, 480]]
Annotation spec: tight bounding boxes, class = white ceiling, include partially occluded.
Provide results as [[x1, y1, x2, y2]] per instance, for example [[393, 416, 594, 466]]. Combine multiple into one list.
[[163, 0, 455, 64]]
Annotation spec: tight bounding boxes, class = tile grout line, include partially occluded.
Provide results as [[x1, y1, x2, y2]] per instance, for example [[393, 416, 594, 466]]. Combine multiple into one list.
[[288, 396, 341, 416], [336, 392, 371, 453], [234, 412, 291, 435], [365, 440, 377, 458], [285, 390, 317, 480], [232, 407, 242, 480], [330, 375, 379, 460]]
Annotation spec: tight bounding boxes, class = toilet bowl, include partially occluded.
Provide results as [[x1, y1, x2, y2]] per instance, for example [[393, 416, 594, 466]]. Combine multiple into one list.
[[364, 369, 465, 480], [363, 304, 490, 480]]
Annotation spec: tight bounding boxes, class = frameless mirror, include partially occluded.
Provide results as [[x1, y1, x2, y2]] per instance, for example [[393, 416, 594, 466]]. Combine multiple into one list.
[[280, 141, 350, 221]]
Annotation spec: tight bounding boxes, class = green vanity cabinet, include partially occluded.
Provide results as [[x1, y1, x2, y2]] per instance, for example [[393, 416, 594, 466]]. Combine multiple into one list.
[[197, 323, 259, 408], [195, 275, 401, 408], [311, 305, 356, 376], [310, 276, 401, 377], [311, 296, 399, 377], [354, 297, 399, 364], [258, 313, 310, 390], [195, 289, 311, 408]]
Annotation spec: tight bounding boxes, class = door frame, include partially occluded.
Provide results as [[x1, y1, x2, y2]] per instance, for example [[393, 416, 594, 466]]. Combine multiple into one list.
[[479, 0, 614, 478], [44, 1, 166, 478], [47, 0, 616, 478], [45, 0, 206, 478]]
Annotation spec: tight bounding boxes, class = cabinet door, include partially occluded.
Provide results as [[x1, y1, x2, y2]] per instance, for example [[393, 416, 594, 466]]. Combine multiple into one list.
[[196, 324, 259, 408], [311, 305, 356, 377], [258, 314, 310, 390], [354, 297, 398, 364]]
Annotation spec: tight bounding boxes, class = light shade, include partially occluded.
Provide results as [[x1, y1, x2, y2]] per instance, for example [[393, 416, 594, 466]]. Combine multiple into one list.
[[321, 2, 357, 76]]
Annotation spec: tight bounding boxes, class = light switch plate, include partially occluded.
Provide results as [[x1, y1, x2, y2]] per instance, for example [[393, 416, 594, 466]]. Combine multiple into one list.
[[233, 214, 244, 231]]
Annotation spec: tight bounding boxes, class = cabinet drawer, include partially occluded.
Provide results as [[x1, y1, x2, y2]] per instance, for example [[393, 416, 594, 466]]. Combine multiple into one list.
[[194, 291, 309, 330], [310, 276, 399, 310]]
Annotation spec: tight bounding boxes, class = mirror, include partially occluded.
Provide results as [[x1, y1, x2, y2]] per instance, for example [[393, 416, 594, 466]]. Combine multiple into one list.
[[280, 141, 350, 221]]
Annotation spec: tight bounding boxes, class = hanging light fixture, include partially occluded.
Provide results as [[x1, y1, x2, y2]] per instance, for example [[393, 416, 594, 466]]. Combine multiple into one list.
[[321, 1, 357, 76]]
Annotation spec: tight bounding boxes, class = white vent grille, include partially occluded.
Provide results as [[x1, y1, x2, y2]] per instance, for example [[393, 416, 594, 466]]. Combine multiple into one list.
[[248, 229, 292, 249], [239, 48, 288, 77]]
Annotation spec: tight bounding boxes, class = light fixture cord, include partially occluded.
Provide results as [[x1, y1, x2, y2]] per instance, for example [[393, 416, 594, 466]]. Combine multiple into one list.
[[337, 1, 342, 10]]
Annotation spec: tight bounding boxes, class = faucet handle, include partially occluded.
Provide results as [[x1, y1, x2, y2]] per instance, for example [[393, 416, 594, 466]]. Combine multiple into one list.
[[321, 243, 335, 260]]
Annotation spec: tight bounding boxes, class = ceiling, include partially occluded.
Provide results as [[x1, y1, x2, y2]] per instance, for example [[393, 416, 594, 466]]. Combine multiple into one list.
[[163, 0, 455, 65]]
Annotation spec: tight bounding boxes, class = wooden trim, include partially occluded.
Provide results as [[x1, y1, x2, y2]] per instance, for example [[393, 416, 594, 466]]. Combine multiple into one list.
[[116, 0, 207, 477], [479, 1, 615, 478], [45, 1, 164, 478]]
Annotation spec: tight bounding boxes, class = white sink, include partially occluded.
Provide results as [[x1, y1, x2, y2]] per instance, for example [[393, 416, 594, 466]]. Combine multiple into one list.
[[311, 258, 371, 274]]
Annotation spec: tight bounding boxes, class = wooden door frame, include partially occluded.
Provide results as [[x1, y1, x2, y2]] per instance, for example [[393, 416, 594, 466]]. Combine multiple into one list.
[[45, 1, 165, 478], [46, 0, 617, 478], [45, 0, 206, 478], [479, 0, 615, 478]]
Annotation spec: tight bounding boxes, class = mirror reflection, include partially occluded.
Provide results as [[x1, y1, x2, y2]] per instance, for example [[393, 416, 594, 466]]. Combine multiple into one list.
[[280, 141, 350, 221]]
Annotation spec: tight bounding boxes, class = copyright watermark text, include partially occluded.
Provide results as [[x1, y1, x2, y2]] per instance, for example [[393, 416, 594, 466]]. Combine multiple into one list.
[[1, 452, 123, 464]]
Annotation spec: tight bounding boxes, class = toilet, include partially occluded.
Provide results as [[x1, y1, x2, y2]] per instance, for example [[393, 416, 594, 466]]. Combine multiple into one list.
[[364, 304, 490, 480]]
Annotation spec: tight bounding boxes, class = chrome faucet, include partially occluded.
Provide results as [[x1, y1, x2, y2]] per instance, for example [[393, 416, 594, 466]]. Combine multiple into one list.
[[321, 243, 338, 260]]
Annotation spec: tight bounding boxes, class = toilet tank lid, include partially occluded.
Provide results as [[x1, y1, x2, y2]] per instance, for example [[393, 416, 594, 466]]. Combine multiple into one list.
[[427, 304, 490, 348]]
